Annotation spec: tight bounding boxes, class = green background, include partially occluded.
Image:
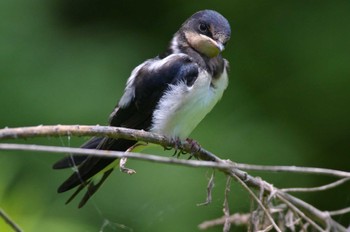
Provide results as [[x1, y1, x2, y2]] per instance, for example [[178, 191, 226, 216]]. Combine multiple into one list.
[[1, 0, 349, 231]]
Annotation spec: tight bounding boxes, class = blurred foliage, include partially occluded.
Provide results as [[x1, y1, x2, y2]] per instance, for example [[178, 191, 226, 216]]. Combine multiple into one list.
[[1, 0, 350, 231]]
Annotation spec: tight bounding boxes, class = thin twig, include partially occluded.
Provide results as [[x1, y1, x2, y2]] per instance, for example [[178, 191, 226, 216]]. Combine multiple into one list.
[[0, 209, 22, 232], [198, 213, 250, 229], [258, 224, 273, 232], [223, 176, 232, 232], [277, 194, 325, 231], [328, 207, 350, 216], [197, 171, 215, 206], [281, 177, 350, 193]]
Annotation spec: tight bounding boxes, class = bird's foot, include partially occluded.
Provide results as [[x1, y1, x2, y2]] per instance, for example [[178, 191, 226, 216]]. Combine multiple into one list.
[[167, 137, 186, 158], [120, 144, 140, 174], [185, 138, 201, 159], [119, 157, 136, 175], [163, 137, 200, 158], [163, 137, 178, 151]]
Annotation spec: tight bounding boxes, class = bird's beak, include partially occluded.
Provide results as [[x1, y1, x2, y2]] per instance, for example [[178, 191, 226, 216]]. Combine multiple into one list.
[[216, 42, 225, 52], [185, 32, 225, 58]]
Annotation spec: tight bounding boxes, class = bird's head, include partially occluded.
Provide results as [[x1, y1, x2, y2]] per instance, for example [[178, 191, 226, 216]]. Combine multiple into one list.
[[180, 10, 231, 58]]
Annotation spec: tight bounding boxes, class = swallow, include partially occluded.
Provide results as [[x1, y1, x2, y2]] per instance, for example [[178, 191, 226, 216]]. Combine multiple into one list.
[[53, 9, 231, 208]]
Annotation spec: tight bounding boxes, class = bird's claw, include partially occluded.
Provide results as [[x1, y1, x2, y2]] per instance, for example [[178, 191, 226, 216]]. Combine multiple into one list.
[[163, 137, 201, 159], [170, 137, 186, 158]]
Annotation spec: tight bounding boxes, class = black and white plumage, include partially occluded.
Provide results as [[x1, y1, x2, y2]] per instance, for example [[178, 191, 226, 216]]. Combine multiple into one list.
[[53, 9, 231, 207]]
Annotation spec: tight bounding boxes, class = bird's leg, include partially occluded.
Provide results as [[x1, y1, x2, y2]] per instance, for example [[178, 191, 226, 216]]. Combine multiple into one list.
[[119, 144, 141, 175], [120, 157, 136, 175], [185, 138, 201, 159]]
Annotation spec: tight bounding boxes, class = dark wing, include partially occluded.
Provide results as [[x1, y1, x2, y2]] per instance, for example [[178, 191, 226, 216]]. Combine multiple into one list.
[[109, 54, 199, 127], [54, 54, 199, 207]]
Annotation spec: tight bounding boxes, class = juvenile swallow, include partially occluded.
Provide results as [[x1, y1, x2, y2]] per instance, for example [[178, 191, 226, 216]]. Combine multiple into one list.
[[53, 9, 231, 207]]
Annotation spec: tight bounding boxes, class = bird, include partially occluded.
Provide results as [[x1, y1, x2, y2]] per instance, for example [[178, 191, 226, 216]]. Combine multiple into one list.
[[53, 9, 231, 208]]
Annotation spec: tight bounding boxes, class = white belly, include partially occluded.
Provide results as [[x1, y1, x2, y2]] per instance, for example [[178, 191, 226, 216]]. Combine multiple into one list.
[[150, 69, 228, 139]]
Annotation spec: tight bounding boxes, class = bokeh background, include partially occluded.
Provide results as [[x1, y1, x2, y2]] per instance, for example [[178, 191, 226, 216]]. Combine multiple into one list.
[[1, 0, 349, 231]]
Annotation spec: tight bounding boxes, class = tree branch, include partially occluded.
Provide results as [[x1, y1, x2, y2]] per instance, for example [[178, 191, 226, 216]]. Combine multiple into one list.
[[0, 143, 232, 169], [0, 125, 220, 162], [0, 125, 349, 231]]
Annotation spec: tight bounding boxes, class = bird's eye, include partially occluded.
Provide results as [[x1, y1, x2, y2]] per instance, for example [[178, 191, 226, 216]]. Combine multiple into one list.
[[198, 23, 208, 33]]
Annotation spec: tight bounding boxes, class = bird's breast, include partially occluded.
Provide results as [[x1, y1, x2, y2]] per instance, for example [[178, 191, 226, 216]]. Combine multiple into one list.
[[150, 69, 228, 139]]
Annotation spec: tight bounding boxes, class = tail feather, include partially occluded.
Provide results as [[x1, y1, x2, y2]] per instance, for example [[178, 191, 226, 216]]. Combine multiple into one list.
[[78, 169, 113, 208], [65, 180, 90, 205], [54, 137, 137, 207], [57, 157, 115, 193]]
